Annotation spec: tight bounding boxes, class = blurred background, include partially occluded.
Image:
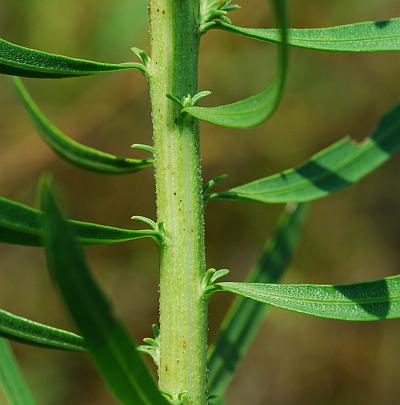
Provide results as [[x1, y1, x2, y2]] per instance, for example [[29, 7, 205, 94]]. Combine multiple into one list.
[[1, 0, 400, 403]]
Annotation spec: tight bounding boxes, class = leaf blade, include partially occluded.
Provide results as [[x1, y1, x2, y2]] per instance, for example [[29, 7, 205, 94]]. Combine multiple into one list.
[[217, 275, 400, 322], [210, 102, 400, 203], [0, 38, 144, 78], [184, 0, 288, 128], [0, 338, 36, 405], [0, 196, 159, 247], [208, 204, 308, 399], [0, 309, 85, 352], [213, 18, 400, 53], [40, 181, 169, 405], [12, 78, 152, 175]]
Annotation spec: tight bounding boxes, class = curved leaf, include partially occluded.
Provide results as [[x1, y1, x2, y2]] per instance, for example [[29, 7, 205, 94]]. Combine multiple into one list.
[[40, 180, 169, 405], [0, 309, 85, 352], [0, 338, 36, 405], [0, 197, 160, 247], [217, 274, 400, 321], [0, 38, 145, 78], [211, 18, 400, 53], [13, 78, 152, 175], [210, 102, 400, 203], [208, 204, 308, 399], [184, 0, 288, 128]]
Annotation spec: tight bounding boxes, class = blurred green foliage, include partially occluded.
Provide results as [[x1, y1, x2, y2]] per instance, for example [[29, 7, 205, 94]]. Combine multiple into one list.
[[0, 0, 399, 404]]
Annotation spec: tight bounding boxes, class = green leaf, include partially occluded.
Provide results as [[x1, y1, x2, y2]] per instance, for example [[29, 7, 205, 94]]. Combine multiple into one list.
[[12, 78, 152, 175], [0, 338, 36, 405], [0, 309, 85, 352], [0, 37, 145, 78], [211, 18, 400, 53], [216, 274, 400, 321], [208, 204, 307, 400], [210, 102, 400, 204], [40, 180, 169, 405], [0, 196, 160, 247], [183, 0, 288, 128]]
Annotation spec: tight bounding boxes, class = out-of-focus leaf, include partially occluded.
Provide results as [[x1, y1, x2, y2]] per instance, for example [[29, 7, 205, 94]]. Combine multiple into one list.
[[208, 205, 307, 400], [184, 0, 288, 128], [40, 180, 169, 405], [209, 102, 400, 203], [0, 37, 145, 78], [0, 197, 160, 247], [93, 0, 148, 57], [211, 18, 400, 52], [0, 309, 85, 352], [0, 338, 35, 405], [217, 275, 400, 321], [12, 78, 152, 174]]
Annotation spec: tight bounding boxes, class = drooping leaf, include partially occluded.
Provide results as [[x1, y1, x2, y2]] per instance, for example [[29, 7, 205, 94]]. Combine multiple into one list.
[[12, 78, 152, 175], [0, 338, 36, 405], [0, 38, 145, 78], [0, 197, 160, 247], [216, 275, 400, 321], [210, 18, 400, 53], [184, 0, 288, 128], [208, 204, 308, 400], [209, 102, 400, 204], [40, 180, 169, 405], [0, 309, 85, 352]]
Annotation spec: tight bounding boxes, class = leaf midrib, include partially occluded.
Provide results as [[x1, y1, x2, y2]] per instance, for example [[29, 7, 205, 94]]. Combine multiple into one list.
[[222, 284, 400, 306], [248, 29, 400, 44]]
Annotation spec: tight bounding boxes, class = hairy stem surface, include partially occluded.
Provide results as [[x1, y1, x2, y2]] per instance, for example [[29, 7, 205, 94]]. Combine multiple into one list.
[[148, 1, 207, 404]]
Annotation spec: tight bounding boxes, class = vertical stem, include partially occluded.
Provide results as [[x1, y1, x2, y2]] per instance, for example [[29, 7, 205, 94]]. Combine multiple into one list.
[[148, 1, 207, 404]]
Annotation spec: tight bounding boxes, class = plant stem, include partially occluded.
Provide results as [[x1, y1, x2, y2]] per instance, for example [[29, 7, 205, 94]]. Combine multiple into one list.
[[148, 1, 207, 404]]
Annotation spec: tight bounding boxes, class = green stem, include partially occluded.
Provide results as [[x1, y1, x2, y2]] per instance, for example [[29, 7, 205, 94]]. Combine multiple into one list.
[[148, 1, 207, 404]]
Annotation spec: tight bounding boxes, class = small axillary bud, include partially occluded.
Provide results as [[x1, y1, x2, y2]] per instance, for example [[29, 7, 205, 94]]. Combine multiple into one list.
[[201, 268, 230, 295], [131, 215, 167, 247], [131, 47, 151, 77], [199, 0, 241, 33], [167, 90, 211, 110]]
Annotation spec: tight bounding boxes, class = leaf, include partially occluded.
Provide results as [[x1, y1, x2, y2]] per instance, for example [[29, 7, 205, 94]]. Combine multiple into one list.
[[208, 204, 307, 399], [210, 102, 400, 204], [216, 274, 400, 321], [211, 18, 400, 53], [0, 37, 145, 78], [184, 0, 288, 128], [0, 196, 160, 247], [12, 78, 152, 175], [0, 309, 85, 352], [0, 338, 36, 405], [40, 180, 169, 405]]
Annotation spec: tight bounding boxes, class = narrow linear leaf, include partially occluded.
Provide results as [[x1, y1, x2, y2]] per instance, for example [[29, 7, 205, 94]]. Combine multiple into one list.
[[13, 78, 152, 175], [210, 102, 400, 204], [217, 275, 400, 321], [0, 338, 36, 405], [0, 38, 145, 78], [0, 196, 159, 247], [0, 309, 85, 352], [184, 0, 288, 128], [40, 181, 169, 405], [208, 204, 308, 400], [212, 18, 400, 53]]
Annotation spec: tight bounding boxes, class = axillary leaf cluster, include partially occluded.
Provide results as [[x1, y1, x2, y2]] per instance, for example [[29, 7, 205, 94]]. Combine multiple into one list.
[[0, 1, 399, 405], [200, 0, 241, 33]]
